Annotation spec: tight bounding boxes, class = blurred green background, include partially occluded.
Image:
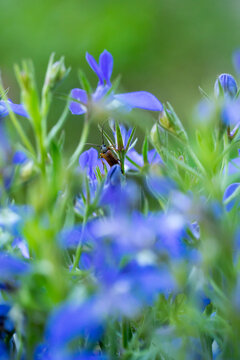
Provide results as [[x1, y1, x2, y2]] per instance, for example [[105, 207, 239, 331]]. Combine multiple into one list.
[[1, 0, 240, 150]]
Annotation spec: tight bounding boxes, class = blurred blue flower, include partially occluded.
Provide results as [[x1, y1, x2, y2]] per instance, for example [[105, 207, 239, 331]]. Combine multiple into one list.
[[214, 73, 238, 99], [224, 151, 240, 176], [0, 304, 14, 335], [46, 298, 104, 349], [0, 303, 15, 359], [70, 50, 163, 115], [0, 99, 28, 119], [12, 237, 30, 259], [35, 346, 108, 360], [146, 175, 176, 199], [125, 148, 162, 170], [221, 99, 240, 127], [0, 252, 30, 281], [12, 150, 28, 165], [233, 49, 240, 75]]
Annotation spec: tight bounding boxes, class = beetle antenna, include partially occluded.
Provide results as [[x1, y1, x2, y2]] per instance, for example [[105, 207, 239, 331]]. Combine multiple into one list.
[[85, 143, 101, 148]]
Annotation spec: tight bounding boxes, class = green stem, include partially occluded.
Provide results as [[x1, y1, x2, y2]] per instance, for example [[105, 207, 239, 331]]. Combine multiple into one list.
[[122, 318, 132, 349], [68, 117, 90, 168], [47, 98, 70, 145], [187, 145, 207, 176], [71, 211, 88, 271]]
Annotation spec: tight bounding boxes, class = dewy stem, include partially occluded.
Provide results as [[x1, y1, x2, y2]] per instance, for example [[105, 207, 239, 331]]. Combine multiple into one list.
[[68, 116, 90, 169]]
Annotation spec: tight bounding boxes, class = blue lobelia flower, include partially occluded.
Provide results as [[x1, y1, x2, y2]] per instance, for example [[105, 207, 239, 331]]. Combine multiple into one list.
[[45, 298, 104, 352], [79, 147, 109, 181], [0, 252, 30, 280], [69, 50, 163, 115], [0, 99, 28, 119], [125, 148, 162, 171]]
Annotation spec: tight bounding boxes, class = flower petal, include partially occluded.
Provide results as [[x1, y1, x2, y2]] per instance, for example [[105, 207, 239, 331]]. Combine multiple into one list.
[[86, 52, 104, 85], [0, 101, 9, 118], [79, 147, 99, 180], [223, 182, 240, 211], [115, 91, 163, 111], [69, 88, 87, 115], [99, 50, 113, 86], [8, 101, 29, 117]]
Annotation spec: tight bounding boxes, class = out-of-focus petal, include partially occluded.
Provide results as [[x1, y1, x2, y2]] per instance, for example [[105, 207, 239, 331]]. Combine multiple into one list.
[[69, 88, 88, 115], [8, 101, 29, 118], [147, 149, 162, 164], [99, 50, 113, 86], [223, 182, 240, 211], [0, 102, 9, 118], [233, 49, 240, 75], [115, 91, 163, 111], [12, 237, 30, 259], [86, 52, 104, 85], [92, 84, 110, 102], [46, 299, 103, 348], [79, 147, 99, 180], [12, 151, 28, 165], [0, 252, 29, 280]]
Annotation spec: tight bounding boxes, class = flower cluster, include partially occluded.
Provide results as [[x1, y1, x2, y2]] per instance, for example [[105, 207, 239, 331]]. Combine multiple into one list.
[[0, 50, 240, 360]]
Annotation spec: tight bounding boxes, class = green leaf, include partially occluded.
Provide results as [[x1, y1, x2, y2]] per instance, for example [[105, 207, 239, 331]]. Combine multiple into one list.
[[115, 120, 124, 149], [142, 136, 149, 164], [125, 127, 136, 152]]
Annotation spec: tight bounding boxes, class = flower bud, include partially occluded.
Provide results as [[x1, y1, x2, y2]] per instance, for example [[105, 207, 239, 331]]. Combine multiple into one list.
[[214, 73, 238, 99], [44, 55, 68, 92]]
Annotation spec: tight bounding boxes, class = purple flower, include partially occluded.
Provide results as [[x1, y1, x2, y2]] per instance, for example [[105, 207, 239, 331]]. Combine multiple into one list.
[[46, 298, 104, 349], [214, 73, 238, 99], [70, 50, 163, 115], [0, 253, 29, 280], [79, 147, 108, 181], [0, 99, 28, 119], [125, 148, 162, 170]]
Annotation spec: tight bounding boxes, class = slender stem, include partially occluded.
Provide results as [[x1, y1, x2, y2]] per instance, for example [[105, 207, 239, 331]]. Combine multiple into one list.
[[68, 117, 90, 169], [71, 210, 88, 271], [47, 98, 70, 145], [122, 318, 132, 349]]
